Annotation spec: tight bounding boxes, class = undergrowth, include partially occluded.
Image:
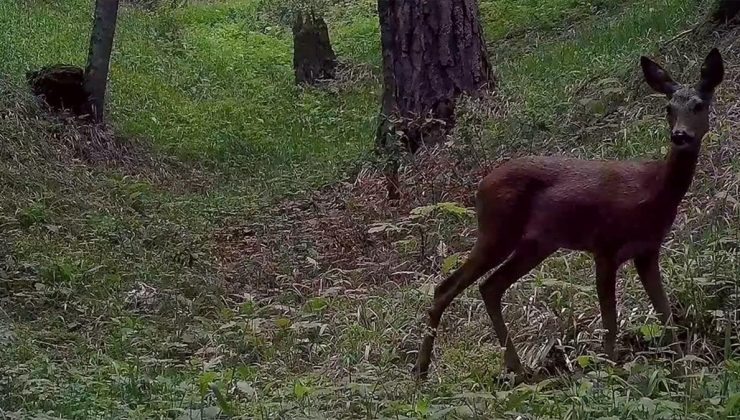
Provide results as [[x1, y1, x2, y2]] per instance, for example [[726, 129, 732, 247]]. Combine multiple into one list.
[[1, 0, 739, 418]]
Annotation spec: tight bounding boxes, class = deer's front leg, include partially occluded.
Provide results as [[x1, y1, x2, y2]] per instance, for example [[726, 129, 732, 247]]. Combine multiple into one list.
[[634, 250, 683, 356], [595, 255, 618, 360]]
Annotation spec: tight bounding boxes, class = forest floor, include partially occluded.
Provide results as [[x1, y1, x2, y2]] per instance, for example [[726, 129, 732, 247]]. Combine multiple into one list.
[[1, 0, 739, 418]]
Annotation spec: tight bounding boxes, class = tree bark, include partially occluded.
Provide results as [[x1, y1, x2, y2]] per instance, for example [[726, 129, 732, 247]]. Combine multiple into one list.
[[376, 0, 493, 199], [84, 0, 120, 123], [293, 12, 337, 85], [712, 0, 740, 24]]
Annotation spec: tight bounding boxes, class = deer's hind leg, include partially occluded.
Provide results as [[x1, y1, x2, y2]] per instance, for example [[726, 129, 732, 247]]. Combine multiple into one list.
[[479, 239, 555, 373], [413, 239, 515, 379]]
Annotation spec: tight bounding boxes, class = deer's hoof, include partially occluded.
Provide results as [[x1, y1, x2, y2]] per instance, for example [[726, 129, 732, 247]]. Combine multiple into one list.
[[504, 358, 524, 376], [500, 357, 532, 384], [411, 362, 429, 380], [499, 366, 539, 385]]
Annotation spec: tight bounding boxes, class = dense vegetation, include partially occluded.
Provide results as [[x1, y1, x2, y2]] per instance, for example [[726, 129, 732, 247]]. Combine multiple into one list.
[[1, 0, 738, 418]]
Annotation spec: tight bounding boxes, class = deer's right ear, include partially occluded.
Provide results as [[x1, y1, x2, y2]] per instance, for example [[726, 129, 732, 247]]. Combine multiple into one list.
[[641, 56, 678, 96], [697, 48, 723, 97]]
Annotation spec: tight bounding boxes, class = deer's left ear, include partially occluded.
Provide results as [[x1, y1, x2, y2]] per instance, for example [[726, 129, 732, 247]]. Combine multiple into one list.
[[641, 56, 679, 97], [698, 48, 724, 97]]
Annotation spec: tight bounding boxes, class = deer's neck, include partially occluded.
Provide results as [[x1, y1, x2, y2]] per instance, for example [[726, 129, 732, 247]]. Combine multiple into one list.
[[660, 146, 700, 203]]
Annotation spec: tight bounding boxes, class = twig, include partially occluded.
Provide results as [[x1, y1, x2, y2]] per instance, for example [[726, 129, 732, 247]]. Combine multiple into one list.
[[661, 23, 703, 49]]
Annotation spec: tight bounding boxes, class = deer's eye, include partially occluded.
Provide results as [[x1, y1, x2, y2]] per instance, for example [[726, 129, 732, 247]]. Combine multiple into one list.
[[692, 102, 705, 112], [666, 105, 673, 115]]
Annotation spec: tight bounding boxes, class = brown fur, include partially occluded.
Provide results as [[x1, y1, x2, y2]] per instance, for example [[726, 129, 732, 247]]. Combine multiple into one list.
[[413, 49, 725, 378]]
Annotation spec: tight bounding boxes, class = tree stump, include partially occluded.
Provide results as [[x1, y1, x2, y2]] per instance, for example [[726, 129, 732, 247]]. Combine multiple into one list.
[[712, 0, 740, 24], [26, 65, 90, 117], [292, 12, 337, 85]]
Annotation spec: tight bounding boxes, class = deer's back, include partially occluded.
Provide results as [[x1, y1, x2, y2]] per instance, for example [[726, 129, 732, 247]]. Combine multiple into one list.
[[478, 156, 677, 258]]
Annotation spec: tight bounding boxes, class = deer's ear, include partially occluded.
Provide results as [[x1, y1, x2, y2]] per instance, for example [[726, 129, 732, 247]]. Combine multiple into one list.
[[698, 48, 724, 97], [641, 56, 678, 96]]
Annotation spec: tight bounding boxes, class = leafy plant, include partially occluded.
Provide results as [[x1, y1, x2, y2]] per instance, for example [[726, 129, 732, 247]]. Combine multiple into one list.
[[16, 202, 47, 228]]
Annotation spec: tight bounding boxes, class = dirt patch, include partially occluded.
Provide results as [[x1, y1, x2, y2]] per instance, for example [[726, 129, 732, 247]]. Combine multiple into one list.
[[216, 144, 490, 296]]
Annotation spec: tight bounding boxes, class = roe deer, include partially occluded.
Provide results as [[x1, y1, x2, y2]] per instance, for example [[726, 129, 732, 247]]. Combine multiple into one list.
[[413, 49, 724, 377]]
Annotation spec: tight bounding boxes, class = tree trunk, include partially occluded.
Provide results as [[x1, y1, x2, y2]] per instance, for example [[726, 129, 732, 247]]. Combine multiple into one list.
[[84, 0, 120, 123], [376, 0, 492, 199], [293, 12, 337, 85], [712, 0, 740, 24]]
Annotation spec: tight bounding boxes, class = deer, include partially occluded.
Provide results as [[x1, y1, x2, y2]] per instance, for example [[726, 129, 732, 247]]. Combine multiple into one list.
[[412, 48, 724, 378]]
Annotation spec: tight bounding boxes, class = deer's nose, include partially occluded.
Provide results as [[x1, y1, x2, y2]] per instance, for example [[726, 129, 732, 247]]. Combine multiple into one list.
[[671, 130, 694, 145]]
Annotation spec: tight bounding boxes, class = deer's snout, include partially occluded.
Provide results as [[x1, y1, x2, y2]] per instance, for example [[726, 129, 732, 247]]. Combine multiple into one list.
[[670, 130, 695, 146]]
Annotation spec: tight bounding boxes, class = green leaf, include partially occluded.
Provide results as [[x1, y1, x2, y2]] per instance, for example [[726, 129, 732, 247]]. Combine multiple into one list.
[[638, 397, 657, 414], [219, 307, 234, 319], [410, 202, 473, 219], [577, 378, 593, 395], [658, 400, 682, 411], [640, 323, 664, 340], [198, 372, 217, 396], [414, 398, 430, 415], [725, 393, 740, 416], [504, 389, 532, 411], [275, 317, 291, 329], [410, 204, 436, 217], [240, 301, 255, 315], [293, 381, 311, 398], [435, 202, 474, 217], [576, 355, 591, 368], [210, 382, 234, 415], [441, 254, 460, 274], [306, 297, 329, 312]]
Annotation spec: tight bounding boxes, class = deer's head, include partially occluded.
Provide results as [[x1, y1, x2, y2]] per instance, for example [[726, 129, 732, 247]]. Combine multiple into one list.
[[641, 48, 724, 150]]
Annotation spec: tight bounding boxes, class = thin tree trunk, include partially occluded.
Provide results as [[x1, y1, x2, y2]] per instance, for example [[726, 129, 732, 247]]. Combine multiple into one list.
[[376, 0, 493, 199], [376, 0, 401, 199], [84, 0, 120, 123]]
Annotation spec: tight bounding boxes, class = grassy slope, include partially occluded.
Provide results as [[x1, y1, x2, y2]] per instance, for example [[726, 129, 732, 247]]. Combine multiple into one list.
[[1, 0, 739, 418], [0, 0, 379, 193]]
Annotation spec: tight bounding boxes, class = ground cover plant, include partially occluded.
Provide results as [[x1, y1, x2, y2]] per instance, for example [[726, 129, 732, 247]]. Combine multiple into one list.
[[1, 0, 738, 418]]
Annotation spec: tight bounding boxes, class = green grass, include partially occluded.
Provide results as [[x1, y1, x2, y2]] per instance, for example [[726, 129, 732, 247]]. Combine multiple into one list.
[[481, 0, 711, 157], [2, 0, 739, 418], [0, 0, 378, 179], [480, 0, 615, 39]]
